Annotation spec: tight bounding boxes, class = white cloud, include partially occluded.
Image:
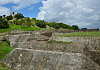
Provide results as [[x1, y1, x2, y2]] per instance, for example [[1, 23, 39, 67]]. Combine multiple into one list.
[[37, 0, 100, 28], [12, 0, 43, 10], [0, 0, 43, 10], [0, 7, 10, 16], [0, 0, 43, 16]]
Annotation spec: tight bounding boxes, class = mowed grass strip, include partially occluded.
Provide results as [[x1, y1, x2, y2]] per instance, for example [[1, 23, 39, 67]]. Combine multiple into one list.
[[0, 41, 13, 60], [60, 31, 100, 37]]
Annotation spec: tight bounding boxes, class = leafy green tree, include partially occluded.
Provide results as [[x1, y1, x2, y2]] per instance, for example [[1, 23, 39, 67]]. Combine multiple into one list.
[[14, 13, 24, 19], [0, 16, 2, 18], [81, 28, 87, 30], [0, 18, 9, 29], [6, 15, 13, 20], [36, 20, 46, 28], [2, 15, 6, 18], [72, 25, 79, 30]]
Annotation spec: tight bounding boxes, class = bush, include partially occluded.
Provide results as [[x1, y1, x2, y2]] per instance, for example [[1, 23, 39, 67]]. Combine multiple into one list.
[[6, 15, 13, 20], [0, 18, 9, 29], [36, 20, 46, 28], [14, 13, 24, 19], [72, 25, 79, 30]]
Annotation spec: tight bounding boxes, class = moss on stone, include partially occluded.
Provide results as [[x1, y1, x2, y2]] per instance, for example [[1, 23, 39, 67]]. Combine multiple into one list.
[[48, 40, 72, 44], [0, 62, 11, 70]]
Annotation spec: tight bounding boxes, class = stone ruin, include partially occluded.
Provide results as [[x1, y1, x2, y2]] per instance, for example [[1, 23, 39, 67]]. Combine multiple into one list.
[[2, 30, 100, 70]]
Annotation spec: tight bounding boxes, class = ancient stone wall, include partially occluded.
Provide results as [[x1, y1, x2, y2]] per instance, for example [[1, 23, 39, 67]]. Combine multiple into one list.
[[3, 31, 100, 70]]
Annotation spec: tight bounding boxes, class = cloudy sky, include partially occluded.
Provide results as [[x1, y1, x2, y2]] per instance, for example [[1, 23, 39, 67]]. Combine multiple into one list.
[[0, 0, 100, 28]]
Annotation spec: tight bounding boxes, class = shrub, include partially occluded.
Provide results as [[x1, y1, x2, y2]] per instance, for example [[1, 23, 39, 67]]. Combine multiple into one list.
[[0, 18, 9, 29], [36, 20, 46, 28], [14, 13, 24, 19]]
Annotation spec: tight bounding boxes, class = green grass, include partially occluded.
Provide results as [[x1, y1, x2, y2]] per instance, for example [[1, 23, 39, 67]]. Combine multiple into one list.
[[0, 41, 13, 60], [0, 29, 11, 33], [48, 40, 72, 44], [0, 41, 13, 70], [60, 32, 100, 37], [9, 24, 42, 31], [0, 62, 10, 70], [0, 24, 45, 33]]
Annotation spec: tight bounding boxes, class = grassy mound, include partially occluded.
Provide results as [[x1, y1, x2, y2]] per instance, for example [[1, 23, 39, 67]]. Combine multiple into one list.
[[60, 31, 100, 37]]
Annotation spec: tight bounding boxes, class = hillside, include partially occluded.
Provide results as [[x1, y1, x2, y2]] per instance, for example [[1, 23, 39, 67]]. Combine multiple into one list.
[[0, 13, 79, 33]]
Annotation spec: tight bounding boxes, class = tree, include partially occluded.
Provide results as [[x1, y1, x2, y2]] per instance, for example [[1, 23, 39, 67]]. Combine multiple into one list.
[[3, 15, 6, 18], [0, 16, 2, 18], [6, 15, 13, 20], [36, 20, 46, 28], [0, 18, 9, 29], [14, 13, 24, 19], [72, 25, 79, 30], [81, 28, 87, 30], [12, 12, 15, 15]]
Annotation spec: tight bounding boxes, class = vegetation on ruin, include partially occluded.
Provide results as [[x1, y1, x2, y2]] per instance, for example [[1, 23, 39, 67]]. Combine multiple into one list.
[[60, 31, 100, 37], [0, 41, 13, 60], [0, 62, 11, 70], [48, 40, 72, 44], [0, 40, 13, 70]]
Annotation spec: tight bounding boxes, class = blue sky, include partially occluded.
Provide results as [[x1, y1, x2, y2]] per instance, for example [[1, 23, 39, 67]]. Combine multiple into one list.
[[0, 0, 44, 17], [17, 3, 42, 17], [2, 2, 42, 18], [0, 0, 100, 28]]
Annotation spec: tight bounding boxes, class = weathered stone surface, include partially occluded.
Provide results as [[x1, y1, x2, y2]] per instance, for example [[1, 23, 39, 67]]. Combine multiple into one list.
[[40, 31, 52, 37], [4, 48, 100, 70], [3, 31, 100, 70], [4, 48, 83, 70], [5, 31, 100, 52]]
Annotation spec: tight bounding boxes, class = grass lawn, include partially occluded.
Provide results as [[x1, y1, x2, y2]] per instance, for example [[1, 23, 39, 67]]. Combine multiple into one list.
[[60, 31, 100, 37], [0, 41, 13, 60], [0, 24, 45, 33], [0, 41, 13, 70]]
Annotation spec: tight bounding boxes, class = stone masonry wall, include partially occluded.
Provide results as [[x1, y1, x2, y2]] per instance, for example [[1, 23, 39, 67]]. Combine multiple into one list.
[[3, 31, 100, 70]]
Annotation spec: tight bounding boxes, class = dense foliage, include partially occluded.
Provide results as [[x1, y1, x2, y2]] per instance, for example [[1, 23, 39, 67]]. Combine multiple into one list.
[[14, 13, 24, 19], [6, 15, 13, 20], [72, 25, 79, 30], [36, 20, 46, 28], [0, 18, 9, 29]]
